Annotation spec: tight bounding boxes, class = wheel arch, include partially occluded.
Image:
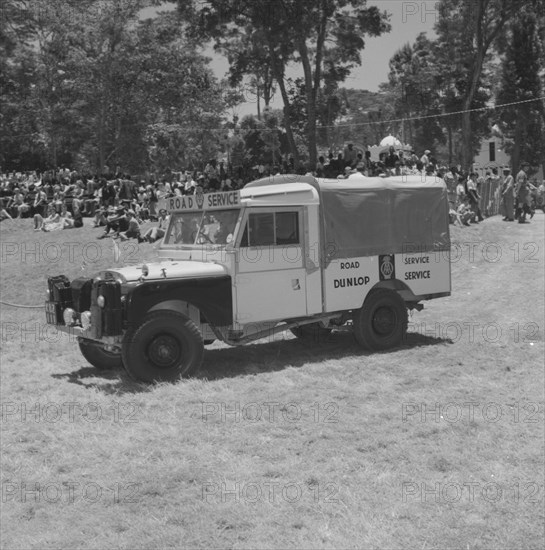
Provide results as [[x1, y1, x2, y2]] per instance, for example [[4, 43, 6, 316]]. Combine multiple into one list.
[[124, 276, 232, 326], [367, 279, 417, 304], [148, 299, 201, 326]]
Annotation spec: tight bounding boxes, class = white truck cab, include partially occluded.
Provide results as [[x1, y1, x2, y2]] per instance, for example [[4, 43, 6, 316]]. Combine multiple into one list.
[[45, 174, 451, 382]]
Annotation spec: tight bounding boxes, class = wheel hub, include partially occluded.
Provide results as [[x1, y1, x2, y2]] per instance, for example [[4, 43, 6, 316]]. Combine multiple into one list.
[[147, 334, 181, 368], [372, 306, 396, 336]]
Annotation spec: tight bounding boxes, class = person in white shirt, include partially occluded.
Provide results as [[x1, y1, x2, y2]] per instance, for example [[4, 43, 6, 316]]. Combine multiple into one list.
[[420, 150, 430, 170]]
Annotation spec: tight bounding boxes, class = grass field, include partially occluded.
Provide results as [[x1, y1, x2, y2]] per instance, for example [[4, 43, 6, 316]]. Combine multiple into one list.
[[1, 214, 544, 549]]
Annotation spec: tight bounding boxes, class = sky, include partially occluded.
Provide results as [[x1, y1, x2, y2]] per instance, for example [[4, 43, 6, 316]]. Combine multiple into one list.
[[144, 1, 438, 116]]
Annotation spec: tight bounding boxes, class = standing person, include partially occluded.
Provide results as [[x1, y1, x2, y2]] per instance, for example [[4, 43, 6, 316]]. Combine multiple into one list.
[[119, 176, 137, 206], [501, 168, 515, 221], [101, 179, 116, 207], [147, 184, 158, 220], [467, 173, 484, 222], [33, 186, 48, 216], [456, 175, 466, 207], [384, 146, 399, 174], [343, 143, 357, 168], [443, 167, 458, 193], [325, 152, 338, 177], [315, 156, 325, 177], [515, 161, 531, 223], [420, 149, 431, 171]]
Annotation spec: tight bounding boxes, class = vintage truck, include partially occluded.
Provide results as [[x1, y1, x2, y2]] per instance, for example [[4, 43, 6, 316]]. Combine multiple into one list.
[[45, 173, 451, 382]]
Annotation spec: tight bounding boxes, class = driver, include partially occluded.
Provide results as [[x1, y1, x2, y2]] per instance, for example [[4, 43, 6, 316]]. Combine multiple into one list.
[[214, 214, 235, 244]]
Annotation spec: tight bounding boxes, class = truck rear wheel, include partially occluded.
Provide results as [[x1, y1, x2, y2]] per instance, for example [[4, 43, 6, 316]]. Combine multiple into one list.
[[78, 339, 123, 370], [290, 323, 332, 343], [353, 289, 407, 351], [122, 310, 204, 383]]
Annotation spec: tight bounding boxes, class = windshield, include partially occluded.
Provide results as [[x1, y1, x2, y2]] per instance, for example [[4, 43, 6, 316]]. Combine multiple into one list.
[[163, 209, 240, 246]]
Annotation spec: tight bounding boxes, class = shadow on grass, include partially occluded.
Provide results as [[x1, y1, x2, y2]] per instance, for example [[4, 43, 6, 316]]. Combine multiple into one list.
[[51, 365, 151, 395], [51, 331, 450, 393], [198, 331, 451, 381]]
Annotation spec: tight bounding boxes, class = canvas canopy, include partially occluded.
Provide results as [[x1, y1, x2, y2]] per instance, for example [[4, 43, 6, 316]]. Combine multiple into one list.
[[246, 174, 450, 264]]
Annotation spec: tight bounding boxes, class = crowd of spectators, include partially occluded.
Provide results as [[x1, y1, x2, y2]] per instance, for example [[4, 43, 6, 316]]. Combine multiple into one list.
[[1, 150, 542, 237]]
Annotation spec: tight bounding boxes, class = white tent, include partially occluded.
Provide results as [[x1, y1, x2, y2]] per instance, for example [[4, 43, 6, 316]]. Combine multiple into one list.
[[379, 135, 402, 148]]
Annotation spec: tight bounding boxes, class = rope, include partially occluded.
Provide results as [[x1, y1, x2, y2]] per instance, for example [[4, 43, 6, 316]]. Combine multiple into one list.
[[326, 96, 545, 129], [4, 96, 545, 138], [0, 301, 44, 309]]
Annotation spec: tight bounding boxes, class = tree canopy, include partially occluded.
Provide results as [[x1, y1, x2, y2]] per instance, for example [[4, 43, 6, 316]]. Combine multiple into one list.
[[175, 0, 391, 168]]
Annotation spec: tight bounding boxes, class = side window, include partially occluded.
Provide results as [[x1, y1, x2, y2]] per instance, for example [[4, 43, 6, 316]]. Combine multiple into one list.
[[248, 213, 275, 246], [240, 211, 300, 246], [276, 212, 299, 245]]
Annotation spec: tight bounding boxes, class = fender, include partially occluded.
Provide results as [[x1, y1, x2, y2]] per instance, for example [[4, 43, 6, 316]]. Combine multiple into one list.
[[367, 279, 417, 304], [124, 275, 232, 326]]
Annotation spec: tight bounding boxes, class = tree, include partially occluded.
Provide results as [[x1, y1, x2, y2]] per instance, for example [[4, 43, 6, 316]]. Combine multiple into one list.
[[175, 0, 391, 168], [1, 0, 235, 173], [382, 34, 447, 155], [496, 5, 545, 173], [435, 0, 528, 170]]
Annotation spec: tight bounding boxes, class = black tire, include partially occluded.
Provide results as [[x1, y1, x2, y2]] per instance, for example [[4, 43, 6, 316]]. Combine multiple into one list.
[[290, 323, 332, 343], [78, 339, 123, 370], [122, 310, 203, 383], [353, 289, 408, 351]]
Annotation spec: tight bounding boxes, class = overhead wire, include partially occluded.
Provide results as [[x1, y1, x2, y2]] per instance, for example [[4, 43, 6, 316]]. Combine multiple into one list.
[[3, 96, 545, 139]]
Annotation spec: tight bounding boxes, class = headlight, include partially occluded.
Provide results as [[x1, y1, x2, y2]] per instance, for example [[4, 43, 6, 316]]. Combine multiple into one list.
[[97, 295, 106, 308], [46, 288, 50, 300], [63, 308, 77, 326], [80, 311, 92, 330]]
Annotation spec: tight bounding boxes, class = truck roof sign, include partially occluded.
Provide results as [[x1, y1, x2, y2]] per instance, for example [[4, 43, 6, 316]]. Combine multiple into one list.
[[162, 190, 241, 212]]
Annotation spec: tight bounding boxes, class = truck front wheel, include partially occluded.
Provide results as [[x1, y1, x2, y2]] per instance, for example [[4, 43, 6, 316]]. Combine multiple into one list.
[[353, 289, 407, 351], [79, 339, 123, 370], [122, 311, 204, 383]]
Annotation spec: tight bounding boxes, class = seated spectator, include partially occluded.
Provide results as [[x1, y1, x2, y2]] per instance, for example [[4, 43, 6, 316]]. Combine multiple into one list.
[[1, 208, 13, 221], [63, 204, 84, 229], [140, 208, 170, 243], [9, 188, 31, 218], [34, 204, 63, 231], [456, 198, 474, 226], [98, 206, 128, 239], [51, 185, 65, 213], [355, 153, 366, 173], [118, 210, 141, 241], [448, 202, 458, 225], [93, 206, 110, 227]]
